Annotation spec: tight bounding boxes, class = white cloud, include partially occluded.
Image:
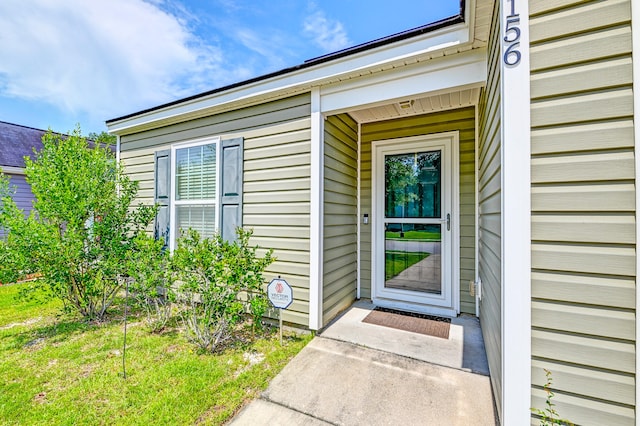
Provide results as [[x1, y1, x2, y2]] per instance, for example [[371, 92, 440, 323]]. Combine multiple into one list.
[[303, 10, 350, 52], [0, 0, 238, 122], [234, 28, 297, 70]]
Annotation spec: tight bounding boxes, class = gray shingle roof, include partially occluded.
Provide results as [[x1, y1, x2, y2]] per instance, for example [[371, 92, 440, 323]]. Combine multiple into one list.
[[0, 121, 47, 168]]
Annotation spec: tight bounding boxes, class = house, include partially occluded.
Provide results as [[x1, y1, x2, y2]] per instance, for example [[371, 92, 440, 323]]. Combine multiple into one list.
[[0, 121, 46, 216], [106, 1, 638, 424]]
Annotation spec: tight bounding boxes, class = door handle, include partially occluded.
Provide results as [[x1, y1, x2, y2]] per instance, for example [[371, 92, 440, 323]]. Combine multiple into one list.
[[446, 213, 451, 231]]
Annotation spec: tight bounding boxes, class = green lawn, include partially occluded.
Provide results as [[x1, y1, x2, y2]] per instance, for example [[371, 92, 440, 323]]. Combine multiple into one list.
[[0, 283, 311, 425], [385, 251, 430, 280], [385, 230, 441, 241]]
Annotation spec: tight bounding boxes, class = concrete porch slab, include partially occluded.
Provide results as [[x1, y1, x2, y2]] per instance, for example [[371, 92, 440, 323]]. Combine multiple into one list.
[[230, 301, 497, 425], [320, 300, 490, 375]]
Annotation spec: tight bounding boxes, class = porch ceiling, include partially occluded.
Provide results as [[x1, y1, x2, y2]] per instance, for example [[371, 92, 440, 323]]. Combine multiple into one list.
[[348, 87, 481, 123]]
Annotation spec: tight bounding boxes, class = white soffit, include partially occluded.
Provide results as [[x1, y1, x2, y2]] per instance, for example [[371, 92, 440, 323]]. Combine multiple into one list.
[[348, 87, 482, 123]]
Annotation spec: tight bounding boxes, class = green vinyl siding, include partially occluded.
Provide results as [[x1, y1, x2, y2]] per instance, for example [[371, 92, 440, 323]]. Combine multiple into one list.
[[477, 0, 502, 418], [120, 94, 312, 327], [323, 114, 358, 324], [529, 0, 635, 424], [360, 107, 477, 315]]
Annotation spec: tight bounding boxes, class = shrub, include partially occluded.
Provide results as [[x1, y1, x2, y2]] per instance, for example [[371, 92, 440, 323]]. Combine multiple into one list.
[[0, 127, 156, 320], [126, 232, 172, 332], [169, 228, 274, 353], [0, 176, 25, 284]]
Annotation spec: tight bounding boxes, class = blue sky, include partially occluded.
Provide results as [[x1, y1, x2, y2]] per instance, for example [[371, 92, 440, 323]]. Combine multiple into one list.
[[0, 0, 460, 135]]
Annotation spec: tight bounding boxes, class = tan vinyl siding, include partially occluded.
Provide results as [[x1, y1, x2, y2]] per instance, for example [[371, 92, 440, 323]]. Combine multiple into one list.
[[477, 0, 502, 418], [529, 0, 635, 424], [359, 107, 477, 315], [323, 114, 358, 324], [120, 94, 312, 327]]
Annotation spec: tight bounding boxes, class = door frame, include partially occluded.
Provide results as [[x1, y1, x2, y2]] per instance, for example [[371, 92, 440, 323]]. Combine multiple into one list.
[[371, 131, 460, 317]]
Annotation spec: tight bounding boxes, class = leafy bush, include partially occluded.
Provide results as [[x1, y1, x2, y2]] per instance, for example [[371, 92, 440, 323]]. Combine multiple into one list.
[[0, 127, 156, 320], [169, 228, 274, 353], [125, 233, 172, 332], [0, 175, 29, 285]]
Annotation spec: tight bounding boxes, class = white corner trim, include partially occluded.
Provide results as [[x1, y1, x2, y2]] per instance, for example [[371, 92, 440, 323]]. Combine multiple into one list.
[[309, 88, 324, 330], [357, 121, 362, 300], [0, 166, 26, 175], [474, 105, 480, 318], [116, 135, 121, 164], [466, 0, 478, 48], [500, 0, 532, 424], [631, 1, 640, 423]]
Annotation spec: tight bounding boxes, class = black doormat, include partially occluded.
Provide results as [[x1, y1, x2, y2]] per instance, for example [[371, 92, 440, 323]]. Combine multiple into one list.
[[362, 307, 451, 339]]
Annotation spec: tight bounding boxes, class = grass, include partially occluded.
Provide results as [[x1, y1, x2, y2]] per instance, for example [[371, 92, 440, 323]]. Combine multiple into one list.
[[0, 283, 312, 425], [385, 251, 430, 280], [385, 230, 441, 241]]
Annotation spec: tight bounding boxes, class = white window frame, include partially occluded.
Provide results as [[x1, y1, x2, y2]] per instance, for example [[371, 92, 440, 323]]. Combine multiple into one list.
[[169, 136, 221, 251]]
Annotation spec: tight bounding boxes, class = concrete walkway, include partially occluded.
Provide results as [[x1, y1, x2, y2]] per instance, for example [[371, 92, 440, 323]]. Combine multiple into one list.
[[230, 303, 497, 425]]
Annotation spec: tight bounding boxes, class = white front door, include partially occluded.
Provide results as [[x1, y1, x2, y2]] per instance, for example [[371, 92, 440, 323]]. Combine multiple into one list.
[[372, 133, 459, 317]]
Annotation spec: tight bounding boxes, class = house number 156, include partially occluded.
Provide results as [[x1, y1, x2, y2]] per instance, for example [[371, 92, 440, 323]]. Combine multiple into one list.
[[503, 0, 521, 66]]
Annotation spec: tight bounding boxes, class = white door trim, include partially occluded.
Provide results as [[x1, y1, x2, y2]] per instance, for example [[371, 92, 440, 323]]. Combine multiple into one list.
[[371, 131, 460, 317]]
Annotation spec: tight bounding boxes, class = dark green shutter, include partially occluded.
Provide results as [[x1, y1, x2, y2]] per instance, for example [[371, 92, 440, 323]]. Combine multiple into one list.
[[154, 149, 171, 249], [220, 137, 243, 241]]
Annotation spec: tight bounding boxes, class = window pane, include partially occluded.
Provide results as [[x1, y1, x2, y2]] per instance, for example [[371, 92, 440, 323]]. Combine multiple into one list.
[[385, 223, 442, 294], [176, 205, 216, 239], [385, 150, 441, 218], [176, 143, 216, 200]]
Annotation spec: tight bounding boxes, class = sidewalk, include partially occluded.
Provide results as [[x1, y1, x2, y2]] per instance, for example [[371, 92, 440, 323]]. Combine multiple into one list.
[[230, 303, 497, 425]]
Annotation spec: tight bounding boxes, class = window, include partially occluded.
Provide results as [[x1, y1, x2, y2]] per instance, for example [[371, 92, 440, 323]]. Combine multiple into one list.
[[155, 136, 242, 250], [170, 138, 220, 249]]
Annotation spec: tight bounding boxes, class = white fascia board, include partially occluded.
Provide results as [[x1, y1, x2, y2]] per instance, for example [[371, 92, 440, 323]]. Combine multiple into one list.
[[0, 166, 26, 175], [320, 49, 487, 114], [107, 24, 471, 135], [500, 0, 532, 423]]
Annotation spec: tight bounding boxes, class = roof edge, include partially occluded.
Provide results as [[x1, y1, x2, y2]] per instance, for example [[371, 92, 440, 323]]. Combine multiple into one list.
[[0, 120, 56, 135], [106, 4, 466, 125], [304, 13, 465, 64]]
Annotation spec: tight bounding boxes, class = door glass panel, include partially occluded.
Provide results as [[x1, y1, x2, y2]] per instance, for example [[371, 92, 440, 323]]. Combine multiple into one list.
[[384, 223, 442, 294], [385, 150, 441, 219]]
